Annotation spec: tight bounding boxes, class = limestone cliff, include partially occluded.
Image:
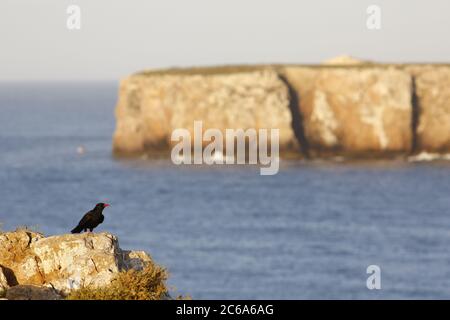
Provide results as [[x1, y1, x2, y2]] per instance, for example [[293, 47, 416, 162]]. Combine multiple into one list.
[[0, 230, 156, 299], [406, 65, 450, 152], [113, 62, 450, 158], [114, 67, 297, 155], [282, 66, 413, 156]]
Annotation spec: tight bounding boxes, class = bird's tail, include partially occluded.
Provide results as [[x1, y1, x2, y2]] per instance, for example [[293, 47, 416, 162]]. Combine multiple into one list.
[[71, 225, 82, 233]]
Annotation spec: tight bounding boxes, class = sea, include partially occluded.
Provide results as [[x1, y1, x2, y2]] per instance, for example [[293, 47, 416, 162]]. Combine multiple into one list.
[[1, 82, 450, 299]]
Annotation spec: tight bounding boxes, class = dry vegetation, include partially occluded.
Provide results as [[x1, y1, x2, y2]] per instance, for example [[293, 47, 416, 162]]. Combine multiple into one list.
[[67, 264, 170, 300], [136, 64, 274, 77], [136, 63, 450, 78], [14, 225, 43, 235], [1, 228, 188, 300]]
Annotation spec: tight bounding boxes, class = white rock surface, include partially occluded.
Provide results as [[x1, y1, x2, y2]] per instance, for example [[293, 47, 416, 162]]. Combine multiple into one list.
[[0, 265, 9, 295], [0, 230, 152, 295]]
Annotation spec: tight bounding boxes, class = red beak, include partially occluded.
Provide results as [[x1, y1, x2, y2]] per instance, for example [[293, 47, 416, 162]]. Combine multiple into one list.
[[104, 203, 110, 208]]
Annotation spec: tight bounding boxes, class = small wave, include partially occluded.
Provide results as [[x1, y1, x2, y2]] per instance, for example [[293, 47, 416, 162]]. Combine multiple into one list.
[[408, 152, 450, 162]]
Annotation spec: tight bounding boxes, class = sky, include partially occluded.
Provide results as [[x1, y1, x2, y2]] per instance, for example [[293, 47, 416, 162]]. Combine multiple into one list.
[[0, 0, 449, 81]]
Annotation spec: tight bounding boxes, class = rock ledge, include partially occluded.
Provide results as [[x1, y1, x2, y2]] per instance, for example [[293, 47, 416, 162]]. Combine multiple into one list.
[[0, 230, 153, 299]]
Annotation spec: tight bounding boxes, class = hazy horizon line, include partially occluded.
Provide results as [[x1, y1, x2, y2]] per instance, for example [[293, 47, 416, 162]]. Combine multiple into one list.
[[2, 58, 450, 83]]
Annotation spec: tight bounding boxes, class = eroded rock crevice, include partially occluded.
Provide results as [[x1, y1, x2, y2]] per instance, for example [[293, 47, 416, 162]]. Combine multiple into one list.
[[410, 76, 420, 154], [278, 74, 310, 158]]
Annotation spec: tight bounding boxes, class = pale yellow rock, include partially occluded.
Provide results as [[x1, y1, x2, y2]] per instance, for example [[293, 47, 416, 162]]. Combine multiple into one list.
[[406, 65, 450, 152], [0, 265, 9, 294], [0, 230, 44, 285], [113, 62, 450, 158], [120, 250, 153, 271], [30, 233, 121, 293], [282, 66, 413, 156], [113, 68, 297, 155], [0, 231, 153, 295]]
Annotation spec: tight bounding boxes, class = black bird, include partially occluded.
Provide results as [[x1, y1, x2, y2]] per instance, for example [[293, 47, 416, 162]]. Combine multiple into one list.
[[71, 203, 110, 233]]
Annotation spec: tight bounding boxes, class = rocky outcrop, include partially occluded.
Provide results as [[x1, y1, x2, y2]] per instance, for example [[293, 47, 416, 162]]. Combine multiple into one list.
[[113, 61, 450, 158], [0, 230, 153, 298], [113, 67, 298, 155], [5, 285, 62, 300]]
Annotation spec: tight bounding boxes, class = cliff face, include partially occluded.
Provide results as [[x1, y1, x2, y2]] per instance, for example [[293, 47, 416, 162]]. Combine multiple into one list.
[[407, 65, 450, 152], [0, 230, 153, 299], [282, 66, 412, 156], [114, 68, 297, 155], [113, 62, 450, 158]]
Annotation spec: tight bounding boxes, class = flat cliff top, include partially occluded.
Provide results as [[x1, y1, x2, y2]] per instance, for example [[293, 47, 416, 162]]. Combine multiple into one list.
[[134, 62, 450, 77], [116, 59, 450, 158]]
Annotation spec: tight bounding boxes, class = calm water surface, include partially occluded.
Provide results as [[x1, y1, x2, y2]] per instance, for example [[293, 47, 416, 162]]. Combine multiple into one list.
[[1, 83, 450, 299]]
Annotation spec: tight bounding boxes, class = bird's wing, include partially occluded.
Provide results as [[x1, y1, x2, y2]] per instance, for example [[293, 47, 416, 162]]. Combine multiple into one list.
[[77, 211, 94, 227]]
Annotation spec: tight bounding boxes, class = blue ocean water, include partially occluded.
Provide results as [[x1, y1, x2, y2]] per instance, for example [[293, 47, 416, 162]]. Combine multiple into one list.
[[1, 82, 450, 299]]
